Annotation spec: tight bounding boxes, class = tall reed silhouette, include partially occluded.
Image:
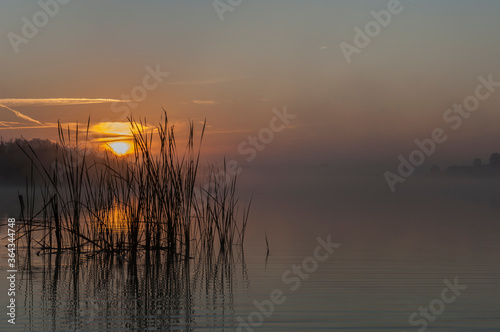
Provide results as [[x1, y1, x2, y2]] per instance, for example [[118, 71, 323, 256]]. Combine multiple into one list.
[[15, 112, 251, 261]]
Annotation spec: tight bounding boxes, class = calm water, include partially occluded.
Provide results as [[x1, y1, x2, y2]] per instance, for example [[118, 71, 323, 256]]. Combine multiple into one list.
[[1, 168, 499, 331]]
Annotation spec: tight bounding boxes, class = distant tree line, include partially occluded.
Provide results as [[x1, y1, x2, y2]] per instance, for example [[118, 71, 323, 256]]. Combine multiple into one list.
[[0, 138, 57, 185], [430, 153, 500, 177], [0, 138, 103, 185]]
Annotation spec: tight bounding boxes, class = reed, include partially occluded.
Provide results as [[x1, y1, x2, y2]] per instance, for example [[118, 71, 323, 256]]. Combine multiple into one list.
[[15, 112, 250, 260]]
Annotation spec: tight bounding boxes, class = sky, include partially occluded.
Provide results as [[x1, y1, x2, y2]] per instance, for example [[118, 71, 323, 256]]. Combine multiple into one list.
[[1, 0, 500, 170]]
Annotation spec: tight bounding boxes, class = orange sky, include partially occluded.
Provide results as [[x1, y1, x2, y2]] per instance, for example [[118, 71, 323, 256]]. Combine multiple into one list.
[[1, 1, 500, 168]]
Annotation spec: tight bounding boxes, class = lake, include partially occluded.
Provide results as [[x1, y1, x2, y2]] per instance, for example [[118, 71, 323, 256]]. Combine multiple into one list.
[[1, 167, 499, 331]]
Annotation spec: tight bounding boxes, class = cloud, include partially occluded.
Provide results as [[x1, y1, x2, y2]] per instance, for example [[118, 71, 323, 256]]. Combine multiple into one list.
[[89, 122, 153, 143], [90, 122, 135, 137], [0, 125, 53, 130], [205, 129, 252, 135], [167, 76, 250, 86], [0, 121, 23, 127], [0, 103, 44, 126], [192, 100, 216, 105], [0, 98, 129, 107], [0, 98, 131, 130]]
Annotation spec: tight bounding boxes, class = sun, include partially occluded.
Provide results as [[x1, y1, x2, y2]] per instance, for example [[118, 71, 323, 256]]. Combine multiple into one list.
[[107, 141, 132, 156]]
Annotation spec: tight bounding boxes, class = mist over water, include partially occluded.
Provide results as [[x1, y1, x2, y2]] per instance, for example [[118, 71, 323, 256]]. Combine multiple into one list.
[[1, 165, 500, 330]]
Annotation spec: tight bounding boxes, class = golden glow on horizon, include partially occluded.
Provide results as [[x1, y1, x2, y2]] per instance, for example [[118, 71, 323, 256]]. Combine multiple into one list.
[[91, 122, 141, 156], [91, 122, 136, 137], [107, 141, 133, 156]]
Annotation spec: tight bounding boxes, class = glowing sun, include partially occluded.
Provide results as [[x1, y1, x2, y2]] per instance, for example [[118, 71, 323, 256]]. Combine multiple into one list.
[[107, 141, 132, 156]]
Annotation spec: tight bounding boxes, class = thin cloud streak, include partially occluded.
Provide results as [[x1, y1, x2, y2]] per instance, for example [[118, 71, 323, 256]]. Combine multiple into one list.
[[0, 121, 24, 126], [166, 76, 250, 86], [0, 125, 53, 130], [193, 100, 216, 105], [0, 104, 45, 126], [0, 98, 130, 107]]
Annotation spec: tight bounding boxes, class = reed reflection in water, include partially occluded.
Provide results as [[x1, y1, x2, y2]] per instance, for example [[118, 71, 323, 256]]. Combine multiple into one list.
[[17, 248, 248, 331]]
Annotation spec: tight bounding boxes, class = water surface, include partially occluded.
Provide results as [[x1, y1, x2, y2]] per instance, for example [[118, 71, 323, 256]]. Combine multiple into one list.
[[1, 169, 499, 331]]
